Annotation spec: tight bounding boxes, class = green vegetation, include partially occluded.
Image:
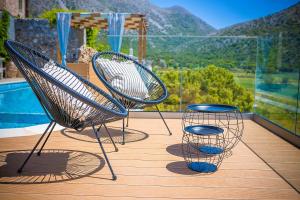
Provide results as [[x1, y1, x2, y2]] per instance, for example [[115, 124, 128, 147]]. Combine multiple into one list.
[[149, 65, 254, 112], [255, 71, 299, 135], [255, 36, 299, 135], [255, 100, 297, 133], [233, 72, 255, 93], [147, 37, 257, 72], [86, 29, 110, 52], [37, 9, 299, 135], [38, 8, 83, 26], [0, 10, 10, 62], [218, 2, 300, 37]]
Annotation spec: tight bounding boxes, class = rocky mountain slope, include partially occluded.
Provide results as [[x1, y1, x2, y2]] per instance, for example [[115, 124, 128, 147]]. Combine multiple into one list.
[[28, 0, 300, 37], [26, 0, 299, 72], [28, 0, 216, 35], [216, 2, 300, 36]]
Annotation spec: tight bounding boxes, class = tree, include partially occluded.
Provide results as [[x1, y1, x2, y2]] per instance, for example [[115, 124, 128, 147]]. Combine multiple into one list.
[[147, 65, 254, 112]]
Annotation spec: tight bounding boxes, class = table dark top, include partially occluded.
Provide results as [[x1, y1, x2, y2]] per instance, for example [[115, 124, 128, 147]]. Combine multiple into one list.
[[187, 104, 238, 113], [184, 125, 224, 135]]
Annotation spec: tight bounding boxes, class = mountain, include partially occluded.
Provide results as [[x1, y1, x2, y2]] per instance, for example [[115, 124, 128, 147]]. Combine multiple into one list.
[[26, 0, 299, 73], [27, 0, 216, 35], [146, 3, 300, 73], [203, 2, 300, 73], [216, 2, 300, 36]]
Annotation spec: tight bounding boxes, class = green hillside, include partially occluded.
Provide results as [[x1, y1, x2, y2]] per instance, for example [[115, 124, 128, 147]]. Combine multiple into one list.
[[216, 2, 300, 36]]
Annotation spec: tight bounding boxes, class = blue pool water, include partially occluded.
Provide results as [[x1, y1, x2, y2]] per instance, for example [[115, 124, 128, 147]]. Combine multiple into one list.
[[0, 82, 49, 129]]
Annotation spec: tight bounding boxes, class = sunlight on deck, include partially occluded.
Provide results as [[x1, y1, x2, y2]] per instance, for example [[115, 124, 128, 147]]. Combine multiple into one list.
[[0, 119, 299, 199]]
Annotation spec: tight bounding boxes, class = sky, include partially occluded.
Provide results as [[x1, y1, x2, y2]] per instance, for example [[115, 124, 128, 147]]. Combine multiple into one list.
[[150, 0, 300, 29]]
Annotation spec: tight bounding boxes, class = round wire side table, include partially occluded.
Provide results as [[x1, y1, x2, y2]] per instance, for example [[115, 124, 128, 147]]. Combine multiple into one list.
[[182, 104, 244, 173]]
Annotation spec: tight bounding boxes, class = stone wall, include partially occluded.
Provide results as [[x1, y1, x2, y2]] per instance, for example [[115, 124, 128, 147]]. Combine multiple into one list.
[[15, 18, 84, 63]]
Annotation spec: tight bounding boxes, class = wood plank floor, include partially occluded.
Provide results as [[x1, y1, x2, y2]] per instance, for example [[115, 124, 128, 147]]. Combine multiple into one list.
[[0, 119, 299, 200], [243, 121, 300, 193]]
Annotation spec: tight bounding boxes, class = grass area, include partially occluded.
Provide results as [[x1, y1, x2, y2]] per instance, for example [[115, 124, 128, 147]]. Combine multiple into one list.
[[151, 68, 299, 134], [255, 101, 299, 135], [224, 71, 300, 135], [256, 91, 297, 106], [232, 72, 255, 93]]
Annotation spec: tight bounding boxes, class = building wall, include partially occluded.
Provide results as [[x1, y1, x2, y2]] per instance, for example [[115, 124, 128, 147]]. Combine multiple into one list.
[[0, 1, 5, 10], [0, 0, 26, 18]]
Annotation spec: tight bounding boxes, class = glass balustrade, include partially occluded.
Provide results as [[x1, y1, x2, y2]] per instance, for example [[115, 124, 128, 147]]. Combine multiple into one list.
[[98, 34, 300, 136]]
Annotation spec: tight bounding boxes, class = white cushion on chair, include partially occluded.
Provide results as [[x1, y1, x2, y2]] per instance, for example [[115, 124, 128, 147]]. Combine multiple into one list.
[[96, 58, 149, 100], [42, 60, 94, 116]]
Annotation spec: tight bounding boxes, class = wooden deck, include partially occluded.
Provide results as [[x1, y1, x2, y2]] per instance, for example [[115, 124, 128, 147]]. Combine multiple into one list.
[[0, 119, 299, 199]]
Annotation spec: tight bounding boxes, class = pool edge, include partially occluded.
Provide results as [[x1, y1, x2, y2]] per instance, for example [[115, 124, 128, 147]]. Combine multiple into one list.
[[0, 123, 64, 138]]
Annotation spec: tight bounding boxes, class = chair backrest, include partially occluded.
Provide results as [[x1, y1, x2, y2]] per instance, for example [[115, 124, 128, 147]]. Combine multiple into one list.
[[5, 40, 127, 129], [92, 52, 168, 108]]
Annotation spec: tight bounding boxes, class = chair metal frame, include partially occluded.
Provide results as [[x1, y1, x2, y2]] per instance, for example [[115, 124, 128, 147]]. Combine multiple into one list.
[[5, 40, 128, 180], [92, 52, 172, 144]]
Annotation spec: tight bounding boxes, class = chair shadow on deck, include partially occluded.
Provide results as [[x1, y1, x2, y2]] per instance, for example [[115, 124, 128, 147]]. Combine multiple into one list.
[[0, 149, 105, 184], [61, 126, 149, 144]]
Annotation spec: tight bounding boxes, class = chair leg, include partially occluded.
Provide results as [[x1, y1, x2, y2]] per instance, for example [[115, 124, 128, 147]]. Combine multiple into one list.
[[103, 124, 118, 152], [92, 125, 117, 180], [126, 109, 129, 127], [37, 122, 56, 156], [18, 121, 54, 173], [156, 105, 172, 135], [97, 124, 103, 132], [122, 118, 125, 145]]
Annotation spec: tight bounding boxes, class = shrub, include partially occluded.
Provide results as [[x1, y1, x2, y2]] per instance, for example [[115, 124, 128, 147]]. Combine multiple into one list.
[[0, 10, 10, 62], [86, 28, 110, 51], [148, 65, 254, 112]]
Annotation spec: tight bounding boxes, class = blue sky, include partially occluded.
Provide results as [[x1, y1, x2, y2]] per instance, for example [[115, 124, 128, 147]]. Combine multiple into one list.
[[150, 0, 300, 29]]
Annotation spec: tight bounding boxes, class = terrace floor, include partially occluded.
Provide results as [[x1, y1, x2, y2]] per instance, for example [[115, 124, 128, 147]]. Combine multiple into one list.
[[0, 118, 299, 199]]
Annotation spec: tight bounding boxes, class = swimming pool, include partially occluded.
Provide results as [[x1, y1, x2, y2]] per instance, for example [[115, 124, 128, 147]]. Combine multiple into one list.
[[0, 81, 49, 129]]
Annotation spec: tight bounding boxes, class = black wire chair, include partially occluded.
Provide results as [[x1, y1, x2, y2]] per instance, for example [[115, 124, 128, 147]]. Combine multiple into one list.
[[4, 40, 128, 180], [92, 52, 172, 144]]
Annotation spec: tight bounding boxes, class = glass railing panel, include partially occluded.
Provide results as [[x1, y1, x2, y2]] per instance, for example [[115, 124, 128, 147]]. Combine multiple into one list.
[[105, 33, 299, 133], [296, 77, 300, 135], [177, 36, 256, 112], [145, 36, 184, 111], [120, 36, 256, 112], [255, 35, 300, 134], [121, 35, 182, 112]]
